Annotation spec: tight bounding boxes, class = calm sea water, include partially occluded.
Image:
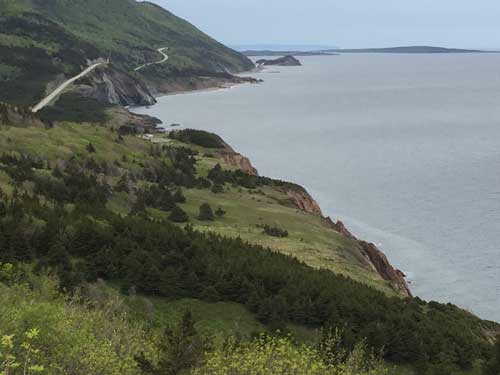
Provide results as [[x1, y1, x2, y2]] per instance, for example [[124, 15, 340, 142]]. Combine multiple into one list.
[[133, 54, 500, 321]]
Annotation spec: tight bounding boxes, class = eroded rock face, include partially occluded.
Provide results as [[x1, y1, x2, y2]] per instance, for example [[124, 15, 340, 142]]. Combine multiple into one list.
[[323, 218, 411, 296], [76, 67, 156, 107], [221, 152, 259, 176], [359, 241, 412, 297], [286, 189, 323, 215]]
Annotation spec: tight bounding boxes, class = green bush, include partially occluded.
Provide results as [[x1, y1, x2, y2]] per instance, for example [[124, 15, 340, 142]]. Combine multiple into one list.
[[0, 267, 158, 375], [191, 335, 390, 375], [171, 129, 226, 149]]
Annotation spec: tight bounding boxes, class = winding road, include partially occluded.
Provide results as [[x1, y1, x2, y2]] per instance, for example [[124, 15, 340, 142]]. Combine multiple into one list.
[[31, 46, 169, 113], [32, 61, 106, 113], [134, 47, 169, 72]]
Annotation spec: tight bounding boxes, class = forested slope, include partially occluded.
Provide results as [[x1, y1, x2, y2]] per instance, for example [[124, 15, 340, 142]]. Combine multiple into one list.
[[0, 108, 498, 374]]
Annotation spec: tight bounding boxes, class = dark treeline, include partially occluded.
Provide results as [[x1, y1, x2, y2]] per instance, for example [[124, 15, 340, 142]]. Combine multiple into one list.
[[0, 152, 495, 375]]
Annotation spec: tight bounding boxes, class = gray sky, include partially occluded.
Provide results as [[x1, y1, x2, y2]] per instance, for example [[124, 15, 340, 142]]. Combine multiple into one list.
[[150, 0, 500, 49]]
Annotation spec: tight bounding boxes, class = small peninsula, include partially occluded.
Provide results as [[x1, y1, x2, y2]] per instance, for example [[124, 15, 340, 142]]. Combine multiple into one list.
[[256, 55, 302, 66]]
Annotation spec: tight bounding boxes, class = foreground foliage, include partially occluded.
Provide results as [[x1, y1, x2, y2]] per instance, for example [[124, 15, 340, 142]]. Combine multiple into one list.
[[0, 265, 157, 375], [193, 335, 389, 375]]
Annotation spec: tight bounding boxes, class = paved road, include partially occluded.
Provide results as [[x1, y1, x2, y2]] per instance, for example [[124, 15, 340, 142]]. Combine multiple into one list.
[[32, 62, 105, 113], [134, 47, 169, 72]]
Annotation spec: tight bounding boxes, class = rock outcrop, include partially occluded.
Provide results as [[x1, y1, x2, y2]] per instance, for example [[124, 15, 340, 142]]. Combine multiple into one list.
[[324, 218, 412, 297], [359, 241, 412, 297], [75, 66, 156, 107], [256, 55, 302, 66], [285, 189, 323, 215], [221, 151, 259, 176]]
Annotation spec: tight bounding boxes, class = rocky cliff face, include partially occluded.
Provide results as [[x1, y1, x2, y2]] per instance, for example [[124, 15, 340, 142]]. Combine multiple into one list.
[[221, 151, 259, 176], [285, 189, 323, 215], [322, 217, 412, 297], [75, 67, 156, 107], [359, 241, 412, 297]]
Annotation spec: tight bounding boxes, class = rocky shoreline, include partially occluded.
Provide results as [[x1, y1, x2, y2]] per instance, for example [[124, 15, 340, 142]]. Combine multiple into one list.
[[123, 65, 411, 298], [216, 140, 411, 297]]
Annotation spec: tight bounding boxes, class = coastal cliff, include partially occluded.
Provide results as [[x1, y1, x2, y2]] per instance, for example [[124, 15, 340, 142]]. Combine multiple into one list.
[[76, 67, 157, 107], [323, 217, 412, 296], [212, 143, 411, 297]]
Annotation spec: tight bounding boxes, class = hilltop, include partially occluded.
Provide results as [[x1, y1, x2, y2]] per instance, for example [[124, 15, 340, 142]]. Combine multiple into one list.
[[0, 0, 254, 107]]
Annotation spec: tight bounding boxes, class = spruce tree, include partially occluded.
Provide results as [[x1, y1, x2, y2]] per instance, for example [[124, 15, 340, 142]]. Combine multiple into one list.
[[169, 206, 189, 223], [198, 203, 214, 221]]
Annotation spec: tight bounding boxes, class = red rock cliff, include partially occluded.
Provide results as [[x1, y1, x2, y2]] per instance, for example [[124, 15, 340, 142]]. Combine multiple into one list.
[[221, 151, 259, 176], [285, 189, 323, 215], [323, 217, 412, 297]]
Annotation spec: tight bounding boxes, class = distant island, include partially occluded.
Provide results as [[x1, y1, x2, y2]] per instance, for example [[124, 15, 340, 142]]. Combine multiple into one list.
[[337, 46, 487, 53], [256, 55, 302, 66], [243, 45, 489, 56]]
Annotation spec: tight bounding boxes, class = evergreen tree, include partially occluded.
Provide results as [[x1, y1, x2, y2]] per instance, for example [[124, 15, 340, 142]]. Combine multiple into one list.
[[169, 206, 189, 223], [198, 203, 214, 221], [115, 173, 130, 193], [158, 311, 209, 375], [173, 188, 186, 203], [211, 183, 224, 194]]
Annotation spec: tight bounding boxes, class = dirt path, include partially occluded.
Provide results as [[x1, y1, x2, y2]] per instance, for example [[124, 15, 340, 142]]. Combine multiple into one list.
[[134, 47, 169, 72]]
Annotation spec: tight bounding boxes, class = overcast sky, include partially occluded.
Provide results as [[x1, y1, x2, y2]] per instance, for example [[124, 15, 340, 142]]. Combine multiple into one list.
[[150, 0, 500, 49]]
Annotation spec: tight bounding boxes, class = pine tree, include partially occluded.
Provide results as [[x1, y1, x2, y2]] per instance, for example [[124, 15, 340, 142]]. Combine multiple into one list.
[[158, 311, 208, 375], [173, 188, 186, 203]]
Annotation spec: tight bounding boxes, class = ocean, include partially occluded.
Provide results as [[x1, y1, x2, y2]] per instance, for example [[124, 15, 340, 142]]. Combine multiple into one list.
[[132, 54, 500, 321]]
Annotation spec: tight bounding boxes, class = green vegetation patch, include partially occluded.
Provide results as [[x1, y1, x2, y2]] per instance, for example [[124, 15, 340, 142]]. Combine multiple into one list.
[[38, 93, 113, 124]]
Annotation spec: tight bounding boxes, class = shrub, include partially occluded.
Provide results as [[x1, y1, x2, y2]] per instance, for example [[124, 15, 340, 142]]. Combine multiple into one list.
[[170, 129, 225, 149], [211, 184, 224, 194], [259, 224, 289, 238], [191, 335, 390, 375], [215, 208, 226, 217]]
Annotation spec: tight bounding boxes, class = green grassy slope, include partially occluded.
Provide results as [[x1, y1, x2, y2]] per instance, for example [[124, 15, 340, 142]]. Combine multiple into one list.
[[0, 120, 396, 295]]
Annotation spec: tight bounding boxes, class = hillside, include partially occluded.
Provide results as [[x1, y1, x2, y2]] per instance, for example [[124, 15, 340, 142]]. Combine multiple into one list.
[[0, 105, 499, 374], [0, 0, 254, 106]]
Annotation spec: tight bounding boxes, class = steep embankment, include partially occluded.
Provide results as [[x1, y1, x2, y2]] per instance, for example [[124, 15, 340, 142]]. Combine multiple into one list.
[[0, 0, 254, 107]]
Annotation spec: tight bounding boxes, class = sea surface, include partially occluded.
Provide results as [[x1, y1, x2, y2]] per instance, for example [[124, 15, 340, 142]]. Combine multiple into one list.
[[132, 54, 500, 321]]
